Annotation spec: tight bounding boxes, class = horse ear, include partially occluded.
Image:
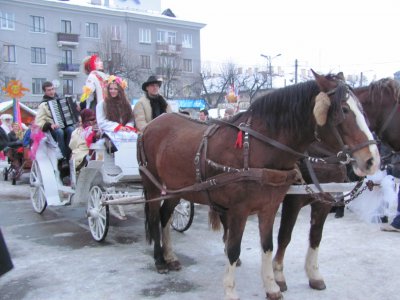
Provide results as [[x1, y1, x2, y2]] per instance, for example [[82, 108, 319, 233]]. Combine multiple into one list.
[[313, 92, 331, 126], [311, 69, 333, 92], [336, 72, 345, 81]]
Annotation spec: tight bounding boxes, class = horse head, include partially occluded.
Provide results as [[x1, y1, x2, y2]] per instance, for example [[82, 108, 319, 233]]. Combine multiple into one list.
[[312, 70, 380, 176], [357, 78, 400, 151]]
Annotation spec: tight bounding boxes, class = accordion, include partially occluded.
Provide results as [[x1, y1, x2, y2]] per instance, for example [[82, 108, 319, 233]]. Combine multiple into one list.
[[48, 97, 79, 128]]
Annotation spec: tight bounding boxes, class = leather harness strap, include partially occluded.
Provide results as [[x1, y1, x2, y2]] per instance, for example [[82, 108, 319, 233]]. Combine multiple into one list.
[[194, 124, 219, 182], [139, 164, 300, 197]]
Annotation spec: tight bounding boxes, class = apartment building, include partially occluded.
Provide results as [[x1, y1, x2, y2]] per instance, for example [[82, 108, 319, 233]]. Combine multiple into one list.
[[0, 0, 205, 108]]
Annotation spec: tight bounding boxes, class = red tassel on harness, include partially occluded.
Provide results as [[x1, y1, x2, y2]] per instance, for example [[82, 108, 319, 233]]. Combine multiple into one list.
[[235, 131, 243, 148]]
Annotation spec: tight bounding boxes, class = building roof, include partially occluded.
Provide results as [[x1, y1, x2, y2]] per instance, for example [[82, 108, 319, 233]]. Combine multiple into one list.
[[0, 100, 37, 116], [19, 0, 206, 29]]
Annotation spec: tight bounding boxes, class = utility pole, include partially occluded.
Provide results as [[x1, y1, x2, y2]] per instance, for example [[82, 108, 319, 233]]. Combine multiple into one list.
[[359, 72, 363, 87], [260, 53, 281, 89], [294, 59, 298, 84]]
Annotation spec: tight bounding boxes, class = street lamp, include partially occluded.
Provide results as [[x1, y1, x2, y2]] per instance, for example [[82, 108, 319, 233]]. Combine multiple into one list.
[[260, 53, 282, 88]]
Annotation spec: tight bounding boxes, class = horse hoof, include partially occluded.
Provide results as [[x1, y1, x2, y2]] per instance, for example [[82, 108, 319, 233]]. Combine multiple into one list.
[[266, 292, 283, 300], [156, 263, 169, 274], [236, 258, 242, 267], [167, 260, 182, 271], [309, 279, 326, 290], [276, 280, 287, 292]]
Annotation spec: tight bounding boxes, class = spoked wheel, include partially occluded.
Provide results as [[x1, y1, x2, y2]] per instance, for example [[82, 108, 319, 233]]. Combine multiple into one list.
[[30, 160, 47, 214], [171, 199, 194, 232], [87, 185, 109, 242]]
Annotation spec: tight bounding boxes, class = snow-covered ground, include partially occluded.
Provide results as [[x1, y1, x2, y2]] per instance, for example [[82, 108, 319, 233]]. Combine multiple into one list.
[[0, 177, 399, 300]]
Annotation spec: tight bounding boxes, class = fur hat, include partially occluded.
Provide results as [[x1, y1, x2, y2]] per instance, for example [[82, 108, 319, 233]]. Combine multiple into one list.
[[0, 114, 13, 121], [142, 75, 162, 91]]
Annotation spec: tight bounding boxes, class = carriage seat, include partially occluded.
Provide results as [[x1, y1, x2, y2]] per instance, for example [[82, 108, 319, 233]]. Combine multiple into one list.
[[89, 138, 140, 182]]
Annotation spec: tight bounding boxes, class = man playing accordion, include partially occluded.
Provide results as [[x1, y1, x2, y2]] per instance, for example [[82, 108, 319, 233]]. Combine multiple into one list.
[[34, 81, 74, 167]]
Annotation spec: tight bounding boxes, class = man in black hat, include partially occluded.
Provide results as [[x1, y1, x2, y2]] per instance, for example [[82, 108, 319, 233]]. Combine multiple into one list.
[[133, 75, 172, 132]]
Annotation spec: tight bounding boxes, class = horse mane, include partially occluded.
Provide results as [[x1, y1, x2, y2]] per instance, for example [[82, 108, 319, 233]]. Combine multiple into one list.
[[231, 80, 320, 137], [367, 78, 400, 106]]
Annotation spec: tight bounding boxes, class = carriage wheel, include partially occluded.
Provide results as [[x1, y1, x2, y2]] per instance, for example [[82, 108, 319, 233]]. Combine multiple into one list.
[[30, 160, 47, 214], [87, 185, 109, 242], [171, 199, 194, 232]]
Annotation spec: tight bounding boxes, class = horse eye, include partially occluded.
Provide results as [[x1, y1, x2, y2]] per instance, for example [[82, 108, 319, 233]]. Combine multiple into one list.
[[342, 106, 350, 114]]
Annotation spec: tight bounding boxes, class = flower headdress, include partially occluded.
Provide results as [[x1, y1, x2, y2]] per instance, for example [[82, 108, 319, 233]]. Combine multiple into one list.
[[107, 75, 128, 89]]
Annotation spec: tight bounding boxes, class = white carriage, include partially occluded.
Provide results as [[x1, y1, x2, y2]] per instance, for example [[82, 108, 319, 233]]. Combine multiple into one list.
[[30, 133, 194, 241]]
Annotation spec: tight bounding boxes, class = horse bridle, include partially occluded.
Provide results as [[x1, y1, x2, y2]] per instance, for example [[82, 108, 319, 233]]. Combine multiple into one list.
[[315, 83, 377, 165]]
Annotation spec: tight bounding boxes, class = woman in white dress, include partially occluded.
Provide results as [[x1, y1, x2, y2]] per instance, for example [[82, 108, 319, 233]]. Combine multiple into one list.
[[96, 75, 137, 150]]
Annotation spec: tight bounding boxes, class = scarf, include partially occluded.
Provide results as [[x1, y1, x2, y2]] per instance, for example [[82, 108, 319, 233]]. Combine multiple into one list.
[[147, 93, 168, 119]]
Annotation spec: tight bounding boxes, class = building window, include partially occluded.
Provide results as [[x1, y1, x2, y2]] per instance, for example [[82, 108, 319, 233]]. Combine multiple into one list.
[[183, 59, 193, 73], [157, 30, 176, 44], [30, 15, 45, 33], [31, 47, 46, 64], [111, 25, 121, 40], [5, 76, 16, 86], [3, 45, 16, 62], [61, 20, 71, 34], [139, 28, 151, 43], [182, 34, 192, 48], [63, 79, 74, 95], [87, 51, 99, 57], [86, 22, 98, 38], [62, 50, 72, 64], [140, 55, 150, 69], [32, 78, 46, 94], [1, 12, 15, 30], [159, 56, 176, 69]]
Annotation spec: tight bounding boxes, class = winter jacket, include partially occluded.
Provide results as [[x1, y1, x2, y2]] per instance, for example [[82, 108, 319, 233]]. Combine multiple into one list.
[[133, 95, 172, 132], [34, 94, 60, 132]]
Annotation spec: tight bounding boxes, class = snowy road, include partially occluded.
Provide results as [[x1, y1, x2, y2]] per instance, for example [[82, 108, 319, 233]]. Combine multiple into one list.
[[0, 175, 399, 300]]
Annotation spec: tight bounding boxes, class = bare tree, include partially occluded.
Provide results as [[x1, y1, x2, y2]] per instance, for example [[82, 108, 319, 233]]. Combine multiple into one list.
[[96, 28, 150, 99], [200, 61, 241, 107], [0, 61, 15, 97], [238, 70, 269, 102], [346, 73, 368, 88], [155, 55, 183, 99]]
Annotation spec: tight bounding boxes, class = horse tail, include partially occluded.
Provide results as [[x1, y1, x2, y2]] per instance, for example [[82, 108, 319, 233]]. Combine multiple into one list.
[[208, 208, 221, 231]]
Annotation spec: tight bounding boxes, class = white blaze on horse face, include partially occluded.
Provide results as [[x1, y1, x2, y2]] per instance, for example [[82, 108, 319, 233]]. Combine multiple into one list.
[[347, 94, 380, 175]]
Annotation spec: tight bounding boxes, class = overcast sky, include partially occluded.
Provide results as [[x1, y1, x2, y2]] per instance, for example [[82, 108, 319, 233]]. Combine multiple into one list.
[[162, 0, 400, 80]]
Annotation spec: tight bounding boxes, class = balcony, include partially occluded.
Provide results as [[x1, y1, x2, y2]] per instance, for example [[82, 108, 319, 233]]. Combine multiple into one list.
[[58, 63, 80, 77], [155, 67, 182, 78], [156, 43, 182, 56], [57, 33, 79, 47]]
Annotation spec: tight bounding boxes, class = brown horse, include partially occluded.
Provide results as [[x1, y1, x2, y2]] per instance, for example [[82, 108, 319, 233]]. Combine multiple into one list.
[[273, 77, 400, 292], [138, 71, 380, 300]]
